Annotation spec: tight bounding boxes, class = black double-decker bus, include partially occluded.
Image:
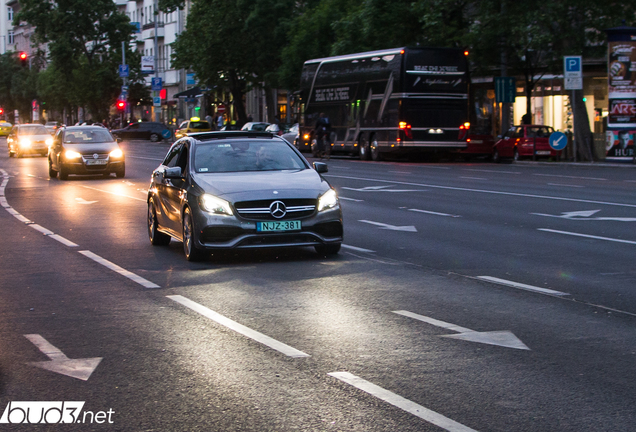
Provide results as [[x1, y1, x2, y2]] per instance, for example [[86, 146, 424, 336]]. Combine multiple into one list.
[[297, 47, 470, 160]]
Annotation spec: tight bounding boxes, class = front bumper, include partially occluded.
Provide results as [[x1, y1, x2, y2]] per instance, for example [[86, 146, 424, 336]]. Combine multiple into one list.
[[62, 158, 125, 174], [192, 206, 343, 250]]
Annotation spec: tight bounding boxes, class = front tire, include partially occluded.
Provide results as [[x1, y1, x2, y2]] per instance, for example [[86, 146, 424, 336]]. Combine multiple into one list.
[[116, 165, 125, 178], [48, 158, 57, 178], [148, 200, 171, 246], [512, 148, 519, 162], [183, 208, 206, 261], [359, 135, 370, 161], [492, 148, 501, 163], [370, 137, 382, 161]]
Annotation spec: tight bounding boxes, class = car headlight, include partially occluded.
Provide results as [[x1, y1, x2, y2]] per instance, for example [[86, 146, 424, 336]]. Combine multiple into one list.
[[19, 138, 31, 147], [64, 150, 82, 160], [318, 189, 339, 212], [45, 138, 53, 146], [200, 194, 233, 216], [109, 148, 123, 158]]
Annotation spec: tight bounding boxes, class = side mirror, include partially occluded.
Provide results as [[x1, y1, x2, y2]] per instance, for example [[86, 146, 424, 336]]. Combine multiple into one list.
[[164, 166, 183, 179], [116, 137, 122, 143], [313, 162, 328, 173]]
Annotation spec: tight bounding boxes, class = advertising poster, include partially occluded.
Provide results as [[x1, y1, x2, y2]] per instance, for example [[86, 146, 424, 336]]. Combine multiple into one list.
[[606, 129, 634, 158], [607, 39, 636, 129]]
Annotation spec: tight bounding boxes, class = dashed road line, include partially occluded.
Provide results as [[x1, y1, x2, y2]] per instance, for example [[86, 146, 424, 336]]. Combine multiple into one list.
[[476, 276, 570, 297], [341, 244, 375, 253], [408, 208, 461, 218], [79, 250, 160, 289], [167, 295, 310, 358], [328, 372, 478, 432]]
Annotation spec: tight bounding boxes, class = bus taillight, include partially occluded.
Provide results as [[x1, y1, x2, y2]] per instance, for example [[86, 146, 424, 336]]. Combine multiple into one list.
[[459, 122, 470, 140], [399, 122, 412, 139]]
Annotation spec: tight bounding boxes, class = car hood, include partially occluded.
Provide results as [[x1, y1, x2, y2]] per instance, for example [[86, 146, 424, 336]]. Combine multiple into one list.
[[64, 142, 120, 153], [20, 134, 51, 141], [193, 169, 330, 202]]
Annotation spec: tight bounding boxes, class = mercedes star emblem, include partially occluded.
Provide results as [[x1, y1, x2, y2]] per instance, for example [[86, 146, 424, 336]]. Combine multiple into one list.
[[269, 201, 287, 219]]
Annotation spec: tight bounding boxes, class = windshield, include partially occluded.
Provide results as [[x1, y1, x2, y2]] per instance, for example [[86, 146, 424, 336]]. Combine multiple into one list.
[[63, 129, 114, 143], [21, 125, 48, 135], [194, 140, 306, 173]]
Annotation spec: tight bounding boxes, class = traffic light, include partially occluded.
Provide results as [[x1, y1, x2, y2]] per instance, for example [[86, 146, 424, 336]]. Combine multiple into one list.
[[19, 52, 27, 67], [116, 100, 126, 111], [0, 108, 4, 115]]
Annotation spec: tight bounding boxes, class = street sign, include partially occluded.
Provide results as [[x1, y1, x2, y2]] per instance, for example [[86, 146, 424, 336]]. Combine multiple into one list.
[[549, 131, 568, 150], [151, 77, 162, 91], [118, 64, 129, 78], [217, 104, 226, 114], [141, 56, 154, 74], [186, 73, 196, 85], [161, 129, 172, 139], [564, 56, 583, 90], [153, 97, 161, 107], [494, 77, 516, 103]]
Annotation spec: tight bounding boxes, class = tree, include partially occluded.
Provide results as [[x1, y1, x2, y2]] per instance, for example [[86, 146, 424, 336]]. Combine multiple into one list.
[[15, 0, 135, 121], [171, 0, 295, 124]]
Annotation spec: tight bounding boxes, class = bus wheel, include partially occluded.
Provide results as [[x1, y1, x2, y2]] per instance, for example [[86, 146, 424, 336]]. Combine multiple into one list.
[[359, 135, 370, 161], [371, 137, 383, 161]]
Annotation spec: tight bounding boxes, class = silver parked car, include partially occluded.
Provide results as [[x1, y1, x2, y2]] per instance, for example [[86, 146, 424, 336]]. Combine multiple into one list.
[[147, 131, 343, 261]]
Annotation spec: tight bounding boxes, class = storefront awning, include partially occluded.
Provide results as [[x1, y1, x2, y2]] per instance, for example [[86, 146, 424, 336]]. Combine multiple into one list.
[[173, 86, 203, 99]]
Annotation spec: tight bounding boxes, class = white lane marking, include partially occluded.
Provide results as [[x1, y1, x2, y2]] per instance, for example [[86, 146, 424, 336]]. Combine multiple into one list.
[[459, 176, 487, 180], [359, 220, 417, 232], [30, 224, 55, 236], [328, 372, 478, 432], [167, 295, 310, 358], [11, 212, 32, 223], [78, 250, 160, 289], [326, 174, 636, 208], [0, 196, 8, 207], [464, 169, 521, 174], [341, 244, 375, 253], [338, 196, 364, 202], [408, 208, 461, 218], [532, 210, 636, 222], [538, 228, 636, 245], [388, 171, 410, 174], [547, 183, 584, 188], [476, 276, 570, 296], [75, 197, 98, 205], [80, 185, 146, 202], [534, 173, 607, 181], [49, 234, 79, 247], [393, 310, 529, 350]]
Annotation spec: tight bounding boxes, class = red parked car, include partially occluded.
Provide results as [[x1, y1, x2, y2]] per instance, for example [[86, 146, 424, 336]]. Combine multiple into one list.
[[493, 125, 557, 162]]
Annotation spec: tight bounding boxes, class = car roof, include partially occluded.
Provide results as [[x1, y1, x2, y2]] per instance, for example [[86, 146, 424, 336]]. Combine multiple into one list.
[[62, 125, 111, 131], [187, 131, 277, 142]]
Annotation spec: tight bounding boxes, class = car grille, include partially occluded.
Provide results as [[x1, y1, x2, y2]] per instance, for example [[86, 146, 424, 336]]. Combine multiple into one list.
[[81, 153, 110, 170], [234, 198, 316, 221]]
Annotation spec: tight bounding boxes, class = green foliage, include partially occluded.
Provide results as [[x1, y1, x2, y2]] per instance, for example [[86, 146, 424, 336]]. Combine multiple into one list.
[[14, 0, 136, 119]]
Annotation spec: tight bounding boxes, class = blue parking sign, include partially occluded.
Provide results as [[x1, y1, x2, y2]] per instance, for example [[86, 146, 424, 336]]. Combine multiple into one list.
[[118, 64, 129, 78], [564, 56, 581, 73], [151, 77, 162, 91]]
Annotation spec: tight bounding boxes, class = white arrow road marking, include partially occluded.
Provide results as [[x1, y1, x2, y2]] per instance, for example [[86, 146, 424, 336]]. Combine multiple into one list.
[[393, 310, 530, 350], [408, 208, 461, 218], [532, 210, 636, 221], [24, 334, 102, 381], [476, 276, 569, 297], [359, 220, 417, 232], [75, 197, 98, 205], [329, 372, 479, 432]]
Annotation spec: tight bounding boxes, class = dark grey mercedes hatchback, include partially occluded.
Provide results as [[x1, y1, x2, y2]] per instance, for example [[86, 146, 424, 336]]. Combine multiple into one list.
[[147, 131, 343, 261]]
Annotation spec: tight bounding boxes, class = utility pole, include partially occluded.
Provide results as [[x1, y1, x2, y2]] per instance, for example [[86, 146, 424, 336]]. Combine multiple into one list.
[[153, 0, 160, 123]]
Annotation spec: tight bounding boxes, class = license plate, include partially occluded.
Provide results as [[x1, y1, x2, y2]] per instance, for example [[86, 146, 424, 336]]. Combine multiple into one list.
[[86, 159, 107, 165], [257, 220, 301, 232], [535, 150, 551, 155]]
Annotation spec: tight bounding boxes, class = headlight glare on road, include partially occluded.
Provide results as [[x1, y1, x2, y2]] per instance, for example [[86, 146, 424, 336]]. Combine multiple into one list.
[[45, 138, 53, 146], [318, 189, 338, 212], [200, 194, 233, 216], [19, 138, 31, 147], [109, 148, 123, 158], [65, 150, 82, 160]]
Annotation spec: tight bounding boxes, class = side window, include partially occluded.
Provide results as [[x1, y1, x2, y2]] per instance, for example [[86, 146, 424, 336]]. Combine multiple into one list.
[[513, 127, 524, 138], [163, 143, 182, 167]]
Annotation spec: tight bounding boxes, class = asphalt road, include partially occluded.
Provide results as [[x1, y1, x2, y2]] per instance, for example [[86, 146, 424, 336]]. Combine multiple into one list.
[[1, 137, 635, 431]]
